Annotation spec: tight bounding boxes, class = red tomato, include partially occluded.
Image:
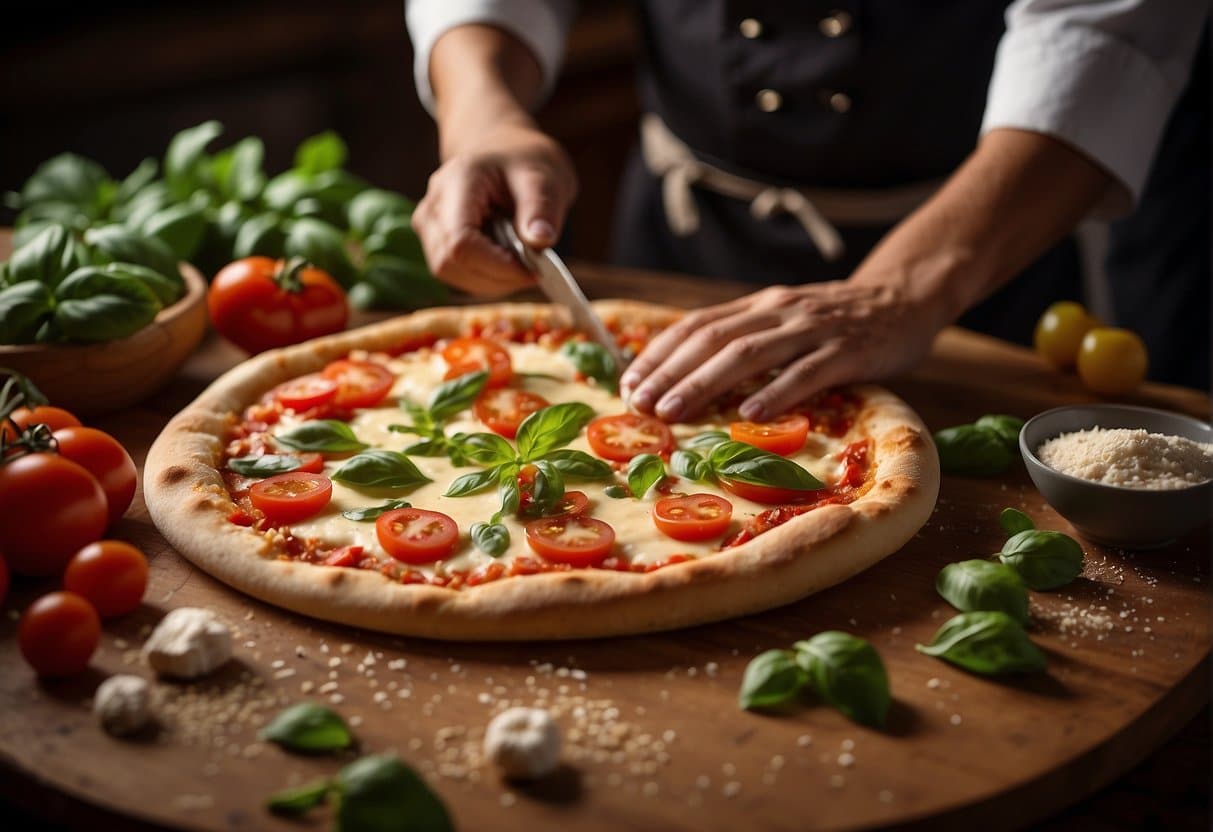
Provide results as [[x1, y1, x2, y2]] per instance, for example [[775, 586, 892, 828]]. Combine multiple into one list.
[[376, 508, 459, 564], [546, 490, 590, 518], [63, 540, 148, 617], [272, 374, 339, 411], [249, 473, 333, 525], [730, 413, 810, 457], [718, 477, 818, 506], [0, 555, 8, 607], [291, 453, 326, 474], [322, 360, 395, 409], [1, 405, 82, 442], [323, 545, 364, 567], [474, 388, 550, 439], [586, 414, 674, 462], [442, 337, 513, 388], [0, 454, 108, 577], [208, 256, 348, 354], [18, 591, 100, 677], [524, 516, 616, 567], [52, 427, 137, 526], [652, 494, 734, 541]]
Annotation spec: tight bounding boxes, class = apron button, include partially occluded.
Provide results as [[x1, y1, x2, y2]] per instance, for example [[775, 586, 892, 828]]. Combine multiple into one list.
[[824, 91, 853, 113], [756, 88, 783, 112], [739, 18, 764, 39], [819, 10, 854, 38]]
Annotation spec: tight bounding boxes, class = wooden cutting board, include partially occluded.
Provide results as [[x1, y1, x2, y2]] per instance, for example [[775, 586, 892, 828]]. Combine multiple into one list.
[[0, 260, 1208, 832]]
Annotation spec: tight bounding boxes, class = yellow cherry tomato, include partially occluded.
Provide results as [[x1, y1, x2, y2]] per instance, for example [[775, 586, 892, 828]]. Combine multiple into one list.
[[1077, 327, 1148, 394], [1034, 301, 1098, 369]]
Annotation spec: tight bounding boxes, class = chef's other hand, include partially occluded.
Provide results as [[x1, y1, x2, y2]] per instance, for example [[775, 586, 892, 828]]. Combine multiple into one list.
[[620, 281, 938, 423]]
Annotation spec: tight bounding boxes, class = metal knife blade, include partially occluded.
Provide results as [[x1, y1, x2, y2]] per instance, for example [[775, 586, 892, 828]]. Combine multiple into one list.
[[489, 218, 628, 373]]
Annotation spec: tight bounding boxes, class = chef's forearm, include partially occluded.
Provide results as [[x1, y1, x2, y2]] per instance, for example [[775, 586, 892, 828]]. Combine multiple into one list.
[[850, 128, 1112, 331], [429, 25, 546, 160]]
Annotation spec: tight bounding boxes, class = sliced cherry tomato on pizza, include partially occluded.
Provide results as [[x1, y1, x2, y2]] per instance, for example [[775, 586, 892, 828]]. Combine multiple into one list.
[[323, 545, 364, 568], [376, 508, 460, 564], [442, 337, 513, 388], [586, 413, 674, 462], [52, 426, 138, 526], [546, 490, 590, 518], [322, 360, 395, 409], [63, 540, 148, 618], [273, 374, 339, 411], [729, 413, 810, 457], [1, 405, 82, 442], [652, 494, 734, 541], [291, 453, 326, 474], [249, 472, 333, 525], [474, 388, 549, 439], [718, 477, 815, 506], [18, 591, 100, 677], [524, 516, 616, 567]]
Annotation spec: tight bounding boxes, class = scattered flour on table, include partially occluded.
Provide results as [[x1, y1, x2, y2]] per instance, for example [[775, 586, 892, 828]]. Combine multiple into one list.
[[1037, 428, 1213, 489]]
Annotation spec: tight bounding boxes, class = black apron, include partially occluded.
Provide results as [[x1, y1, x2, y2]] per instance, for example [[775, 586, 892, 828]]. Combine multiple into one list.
[[608, 2, 1210, 389]]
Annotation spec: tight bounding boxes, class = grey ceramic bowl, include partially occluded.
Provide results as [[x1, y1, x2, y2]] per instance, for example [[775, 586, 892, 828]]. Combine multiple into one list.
[[1020, 404, 1213, 548]]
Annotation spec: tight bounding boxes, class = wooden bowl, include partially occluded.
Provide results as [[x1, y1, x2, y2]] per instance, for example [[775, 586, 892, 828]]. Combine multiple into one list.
[[0, 264, 209, 415]]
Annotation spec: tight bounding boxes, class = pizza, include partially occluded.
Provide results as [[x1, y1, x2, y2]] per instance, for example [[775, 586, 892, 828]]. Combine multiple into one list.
[[145, 301, 938, 640]]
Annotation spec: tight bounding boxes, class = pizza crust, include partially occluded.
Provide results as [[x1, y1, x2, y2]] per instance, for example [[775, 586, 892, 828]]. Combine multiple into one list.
[[145, 301, 939, 640]]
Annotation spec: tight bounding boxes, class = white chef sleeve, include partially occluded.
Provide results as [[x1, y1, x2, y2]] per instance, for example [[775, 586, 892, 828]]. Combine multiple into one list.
[[404, 0, 578, 114], [981, 0, 1208, 217]]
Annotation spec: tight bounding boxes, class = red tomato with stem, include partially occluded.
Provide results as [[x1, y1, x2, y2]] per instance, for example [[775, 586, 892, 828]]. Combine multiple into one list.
[[474, 388, 549, 439], [442, 337, 513, 388], [0, 454, 108, 577], [586, 413, 674, 462], [652, 494, 734, 541], [19, 591, 101, 677], [249, 473, 333, 525], [376, 508, 460, 564], [524, 516, 616, 567], [53, 427, 138, 525], [1, 405, 81, 442], [730, 413, 810, 457], [64, 540, 149, 618], [322, 360, 395, 409], [208, 256, 348, 354], [272, 374, 339, 411]]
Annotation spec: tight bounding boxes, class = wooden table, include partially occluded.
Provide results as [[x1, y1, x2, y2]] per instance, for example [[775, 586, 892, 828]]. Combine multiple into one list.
[[0, 261, 1209, 831]]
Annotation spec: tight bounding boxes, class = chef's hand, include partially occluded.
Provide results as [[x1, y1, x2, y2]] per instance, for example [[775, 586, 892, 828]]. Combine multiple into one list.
[[620, 280, 939, 423]]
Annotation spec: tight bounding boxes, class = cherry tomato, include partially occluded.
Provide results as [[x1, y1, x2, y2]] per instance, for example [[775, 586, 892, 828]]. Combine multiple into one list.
[[64, 540, 148, 618], [291, 453, 326, 474], [53, 427, 137, 526], [524, 516, 616, 567], [272, 374, 339, 411], [18, 591, 100, 677], [376, 508, 459, 564], [322, 360, 395, 409], [730, 413, 810, 456], [0, 453, 108, 577], [474, 388, 550, 439], [249, 473, 333, 525], [652, 494, 734, 541], [1, 405, 82, 442], [1034, 301, 1098, 369], [0, 555, 8, 607], [546, 490, 590, 518], [442, 337, 513, 388], [718, 477, 817, 506], [208, 256, 348, 354], [1077, 327, 1149, 394], [586, 413, 674, 462]]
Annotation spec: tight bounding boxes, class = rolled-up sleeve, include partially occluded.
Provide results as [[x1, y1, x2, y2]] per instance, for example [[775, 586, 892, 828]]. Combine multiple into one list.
[[981, 0, 1207, 216], [404, 0, 578, 114]]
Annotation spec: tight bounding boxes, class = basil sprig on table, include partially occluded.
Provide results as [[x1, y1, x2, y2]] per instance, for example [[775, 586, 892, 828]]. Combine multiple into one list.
[[260, 702, 353, 753], [276, 420, 368, 454], [342, 499, 412, 523], [935, 560, 1029, 624], [739, 631, 891, 729], [999, 507, 1035, 536], [998, 529, 1084, 590], [388, 370, 489, 465], [673, 439, 823, 492], [933, 413, 1024, 476], [443, 402, 613, 555], [560, 340, 618, 392], [227, 454, 307, 477], [331, 450, 431, 490], [916, 611, 1046, 675]]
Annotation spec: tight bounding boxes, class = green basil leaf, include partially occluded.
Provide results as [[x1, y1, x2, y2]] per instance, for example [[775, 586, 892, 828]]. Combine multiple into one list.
[[342, 498, 412, 522], [348, 189, 413, 239], [933, 425, 1015, 476], [915, 611, 1046, 674], [456, 432, 516, 467], [115, 181, 174, 228], [335, 754, 453, 832], [999, 507, 1035, 536], [709, 440, 822, 490], [7, 223, 82, 288], [0, 281, 54, 343], [516, 402, 595, 461], [233, 212, 287, 259], [685, 430, 729, 452], [84, 224, 179, 282], [114, 157, 159, 206], [428, 370, 488, 423], [164, 121, 223, 197], [975, 414, 1026, 448], [101, 262, 181, 306], [604, 484, 629, 499], [266, 780, 332, 816], [738, 649, 808, 710], [626, 453, 665, 499], [53, 266, 162, 342], [295, 130, 348, 176], [139, 200, 208, 261], [284, 217, 356, 287], [998, 529, 1084, 590], [403, 438, 447, 457], [276, 420, 368, 453], [496, 467, 522, 519], [332, 450, 431, 490], [670, 449, 707, 481], [445, 465, 502, 497], [542, 449, 614, 479], [16, 153, 111, 215], [560, 340, 618, 392], [471, 521, 510, 557], [352, 253, 447, 312], [530, 460, 566, 511], [260, 702, 353, 752], [228, 454, 305, 477], [221, 136, 266, 201], [935, 559, 1029, 624], [793, 632, 890, 729], [362, 218, 426, 264]]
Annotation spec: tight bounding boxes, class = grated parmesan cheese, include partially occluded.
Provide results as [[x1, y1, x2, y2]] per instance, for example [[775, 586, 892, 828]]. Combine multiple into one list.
[[1037, 428, 1213, 489]]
